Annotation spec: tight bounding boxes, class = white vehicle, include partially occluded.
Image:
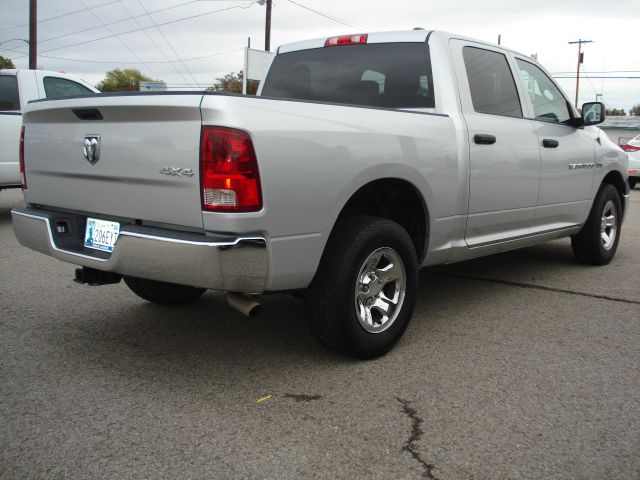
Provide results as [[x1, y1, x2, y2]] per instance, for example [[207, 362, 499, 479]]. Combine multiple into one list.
[[11, 31, 630, 358], [0, 69, 99, 189], [621, 135, 640, 188]]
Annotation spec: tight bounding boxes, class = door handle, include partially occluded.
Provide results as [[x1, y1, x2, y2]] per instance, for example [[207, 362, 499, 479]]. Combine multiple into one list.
[[474, 134, 496, 145], [542, 139, 559, 148]]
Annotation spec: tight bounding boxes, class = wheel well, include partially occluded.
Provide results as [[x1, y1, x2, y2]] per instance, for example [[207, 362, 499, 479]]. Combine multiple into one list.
[[602, 170, 627, 215], [337, 179, 429, 261]]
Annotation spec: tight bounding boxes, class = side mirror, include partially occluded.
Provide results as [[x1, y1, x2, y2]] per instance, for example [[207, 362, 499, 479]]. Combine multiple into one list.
[[581, 102, 606, 126]]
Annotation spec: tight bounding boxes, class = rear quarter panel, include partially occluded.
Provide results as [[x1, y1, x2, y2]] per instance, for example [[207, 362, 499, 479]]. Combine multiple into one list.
[[200, 94, 459, 290]]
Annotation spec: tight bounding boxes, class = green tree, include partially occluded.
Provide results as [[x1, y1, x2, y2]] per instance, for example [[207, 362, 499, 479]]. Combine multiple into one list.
[[0, 55, 16, 69], [605, 108, 626, 116], [630, 104, 640, 116], [96, 68, 156, 92], [207, 71, 258, 95]]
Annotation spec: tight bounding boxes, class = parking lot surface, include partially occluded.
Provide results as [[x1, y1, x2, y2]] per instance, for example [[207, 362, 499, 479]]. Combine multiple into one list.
[[1, 189, 639, 479]]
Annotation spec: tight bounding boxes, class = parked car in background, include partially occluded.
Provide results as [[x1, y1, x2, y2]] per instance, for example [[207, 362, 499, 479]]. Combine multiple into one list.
[[0, 69, 99, 189], [621, 135, 640, 188]]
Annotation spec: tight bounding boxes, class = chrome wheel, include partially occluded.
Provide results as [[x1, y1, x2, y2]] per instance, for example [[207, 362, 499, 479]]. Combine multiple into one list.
[[600, 200, 617, 251], [354, 247, 406, 334]]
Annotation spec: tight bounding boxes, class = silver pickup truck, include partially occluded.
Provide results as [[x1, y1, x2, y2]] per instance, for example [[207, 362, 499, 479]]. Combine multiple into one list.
[[12, 30, 629, 358]]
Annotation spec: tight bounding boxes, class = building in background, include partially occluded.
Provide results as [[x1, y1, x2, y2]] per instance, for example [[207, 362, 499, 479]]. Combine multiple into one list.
[[600, 117, 640, 146], [139, 81, 167, 92]]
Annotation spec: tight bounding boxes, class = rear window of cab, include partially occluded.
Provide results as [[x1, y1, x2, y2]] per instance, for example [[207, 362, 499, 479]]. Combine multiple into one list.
[[261, 43, 434, 109]]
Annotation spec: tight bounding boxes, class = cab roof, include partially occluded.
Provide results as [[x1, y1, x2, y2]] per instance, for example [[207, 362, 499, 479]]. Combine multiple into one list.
[[277, 29, 526, 58]]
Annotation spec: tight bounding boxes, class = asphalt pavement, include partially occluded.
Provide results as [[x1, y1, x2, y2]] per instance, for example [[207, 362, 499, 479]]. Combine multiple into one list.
[[1, 188, 639, 479]]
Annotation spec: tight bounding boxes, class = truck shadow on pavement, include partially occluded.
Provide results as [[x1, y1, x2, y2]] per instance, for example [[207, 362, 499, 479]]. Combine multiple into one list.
[[51, 239, 582, 386]]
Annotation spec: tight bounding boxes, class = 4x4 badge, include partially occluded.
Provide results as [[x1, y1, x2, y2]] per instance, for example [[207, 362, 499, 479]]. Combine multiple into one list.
[[160, 167, 194, 177], [83, 135, 101, 165]]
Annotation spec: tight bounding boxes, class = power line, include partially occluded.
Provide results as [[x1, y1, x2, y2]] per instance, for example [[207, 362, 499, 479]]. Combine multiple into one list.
[[0, 45, 243, 64], [580, 64, 607, 106], [118, 0, 193, 86], [0, 0, 123, 32], [7, 2, 258, 59], [6, 0, 204, 47], [15, 0, 255, 46], [76, 0, 160, 78], [286, 0, 370, 30], [135, 0, 200, 86], [2, 0, 255, 48], [552, 70, 640, 74], [554, 76, 640, 79]]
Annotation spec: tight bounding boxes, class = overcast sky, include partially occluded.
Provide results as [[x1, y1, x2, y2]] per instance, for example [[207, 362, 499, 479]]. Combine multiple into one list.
[[1, 0, 638, 111]]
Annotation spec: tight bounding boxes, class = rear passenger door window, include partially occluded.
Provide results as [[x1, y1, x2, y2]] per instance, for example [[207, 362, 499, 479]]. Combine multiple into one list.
[[43, 77, 94, 99], [462, 46, 522, 118], [0, 76, 20, 110]]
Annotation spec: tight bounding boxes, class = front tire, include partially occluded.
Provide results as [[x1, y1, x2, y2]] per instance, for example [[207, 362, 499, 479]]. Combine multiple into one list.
[[305, 216, 418, 359], [571, 183, 622, 265], [124, 276, 206, 305]]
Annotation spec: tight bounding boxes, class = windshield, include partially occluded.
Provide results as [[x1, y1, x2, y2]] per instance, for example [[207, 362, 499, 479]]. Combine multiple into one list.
[[261, 42, 434, 109]]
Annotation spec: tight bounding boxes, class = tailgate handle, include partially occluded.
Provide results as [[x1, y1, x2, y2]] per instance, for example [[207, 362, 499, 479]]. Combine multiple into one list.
[[542, 138, 559, 148], [474, 134, 496, 145], [73, 108, 103, 121]]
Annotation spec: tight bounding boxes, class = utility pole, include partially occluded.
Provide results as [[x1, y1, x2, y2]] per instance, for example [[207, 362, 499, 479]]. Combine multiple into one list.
[[568, 39, 593, 109], [265, 0, 272, 52], [29, 0, 37, 69]]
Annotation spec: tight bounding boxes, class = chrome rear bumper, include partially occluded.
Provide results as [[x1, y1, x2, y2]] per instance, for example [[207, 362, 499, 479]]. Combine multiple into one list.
[[11, 206, 267, 293]]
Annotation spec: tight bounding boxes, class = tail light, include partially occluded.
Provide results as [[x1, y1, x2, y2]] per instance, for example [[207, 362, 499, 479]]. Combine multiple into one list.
[[325, 34, 368, 47], [629, 170, 638, 174], [621, 144, 640, 152], [19, 126, 26, 189], [200, 126, 262, 212]]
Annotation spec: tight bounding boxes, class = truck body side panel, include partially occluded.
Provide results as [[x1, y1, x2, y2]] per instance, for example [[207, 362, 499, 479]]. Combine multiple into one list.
[[199, 94, 459, 290]]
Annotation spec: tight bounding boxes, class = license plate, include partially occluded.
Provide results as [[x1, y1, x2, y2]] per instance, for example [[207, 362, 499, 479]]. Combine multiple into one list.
[[84, 218, 120, 252]]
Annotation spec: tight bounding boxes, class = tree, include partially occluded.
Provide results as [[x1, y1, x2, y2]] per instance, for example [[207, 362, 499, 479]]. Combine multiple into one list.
[[96, 68, 156, 92], [605, 108, 626, 116], [0, 55, 15, 69], [207, 71, 258, 95], [630, 104, 640, 116]]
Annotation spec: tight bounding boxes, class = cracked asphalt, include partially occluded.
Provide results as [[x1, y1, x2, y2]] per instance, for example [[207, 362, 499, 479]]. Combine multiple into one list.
[[1, 188, 639, 479]]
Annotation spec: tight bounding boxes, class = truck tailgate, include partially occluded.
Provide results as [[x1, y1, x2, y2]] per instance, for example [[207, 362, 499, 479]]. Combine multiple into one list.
[[22, 94, 204, 229]]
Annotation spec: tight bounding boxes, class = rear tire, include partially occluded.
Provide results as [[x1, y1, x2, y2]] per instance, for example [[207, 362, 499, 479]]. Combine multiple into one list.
[[305, 216, 418, 359], [629, 178, 637, 189], [124, 276, 206, 305], [571, 183, 622, 265]]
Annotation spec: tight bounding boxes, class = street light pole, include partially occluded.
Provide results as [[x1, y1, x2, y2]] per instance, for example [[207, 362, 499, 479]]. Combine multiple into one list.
[[568, 38, 593, 109], [29, 0, 37, 69]]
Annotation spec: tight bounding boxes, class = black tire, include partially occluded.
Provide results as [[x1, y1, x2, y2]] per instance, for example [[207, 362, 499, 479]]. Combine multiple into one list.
[[571, 183, 622, 265], [629, 178, 637, 189], [305, 216, 418, 359], [123, 276, 206, 305]]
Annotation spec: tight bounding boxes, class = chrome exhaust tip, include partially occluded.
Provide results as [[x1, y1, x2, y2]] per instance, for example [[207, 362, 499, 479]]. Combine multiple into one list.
[[227, 292, 261, 317]]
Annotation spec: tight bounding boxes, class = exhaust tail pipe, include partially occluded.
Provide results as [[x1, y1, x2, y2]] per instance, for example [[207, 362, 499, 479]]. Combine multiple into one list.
[[74, 267, 122, 286], [227, 292, 261, 316]]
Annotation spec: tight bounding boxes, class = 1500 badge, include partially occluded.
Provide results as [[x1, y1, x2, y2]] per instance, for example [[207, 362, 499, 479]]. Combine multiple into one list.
[[568, 163, 603, 170], [160, 167, 194, 177]]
